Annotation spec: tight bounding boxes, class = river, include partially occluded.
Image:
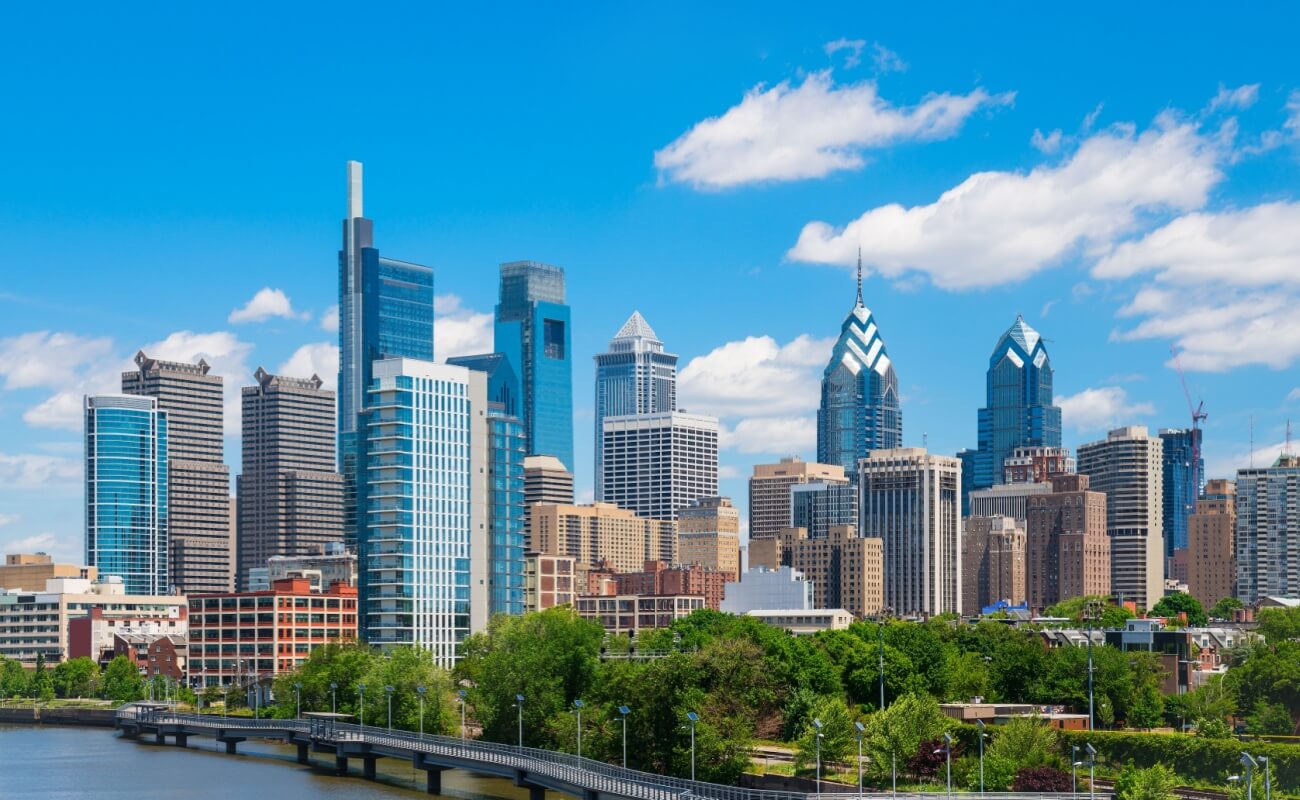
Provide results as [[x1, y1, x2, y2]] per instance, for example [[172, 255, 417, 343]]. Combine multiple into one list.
[[0, 724, 563, 799]]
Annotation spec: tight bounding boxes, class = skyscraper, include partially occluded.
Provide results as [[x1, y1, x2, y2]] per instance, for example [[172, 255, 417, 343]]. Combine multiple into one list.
[[236, 368, 343, 588], [522, 455, 574, 534], [1187, 479, 1235, 609], [495, 260, 573, 471], [601, 411, 719, 521], [447, 353, 519, 417], [790, 481, 858, 540], [362, 359, 487, 666], [85, 395, 168, 595], [961, 515, 1026, 612], [817, 257, 901, 474], [1025, 474, 1110, 613], [122, 351, 231, 593], [594, 311, 678, 499], [1235, 455, 1300, 605], [961, 316, 1062, 512], [748, 458, 848, 540], [677, 496, 741, 580], [337, 161, 435, 551], [486, 404, 527, 616], [858, 448, 962, 616], [1077, 426, 1165, 611], [1159, 428, 1204, 557]]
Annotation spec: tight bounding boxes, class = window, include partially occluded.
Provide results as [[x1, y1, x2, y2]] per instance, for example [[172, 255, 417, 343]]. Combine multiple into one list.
[[543, 319, 565, 359]]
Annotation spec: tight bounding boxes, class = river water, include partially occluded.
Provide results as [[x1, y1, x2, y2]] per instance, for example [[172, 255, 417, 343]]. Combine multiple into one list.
[[0, 724, 562, 799]]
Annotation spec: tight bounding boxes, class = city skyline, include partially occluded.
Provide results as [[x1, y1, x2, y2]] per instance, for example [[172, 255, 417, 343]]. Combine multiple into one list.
[[5, 7, 1300, 561]]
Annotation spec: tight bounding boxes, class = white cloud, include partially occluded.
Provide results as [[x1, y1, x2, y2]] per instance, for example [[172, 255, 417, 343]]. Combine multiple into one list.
[[277, 343, 339, 391], [789, 115, 1223, 289], [1207, 83, 1260, 113], [824, 38, 866, 68], [320, 304, 339, 333], [678, 334, 832, 418], [1057, 386, 1155, 435], [1030, 128, 1063, 154], [0, 332, 114, 390], [433, 295, 494, 362], [870, 43, 907, 74], [1287, 388, 1300, 403], [228, 287, 306, 324], [718, 465, 741, 481], [720, 417, 816, 455], [1083, 103, 1105, 131], [5, 533, 56, 552], [0, 513, 18, 528], [0, 452, 82, 489], [1286, 90, 1300, 139], [141, 330, 254, 436], [1206, 438, 1290, 480], [654, 70, 1013, 189]]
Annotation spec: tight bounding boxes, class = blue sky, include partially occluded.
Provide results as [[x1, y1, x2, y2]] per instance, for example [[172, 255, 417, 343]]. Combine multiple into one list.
[[3, 4, 1300, 562]]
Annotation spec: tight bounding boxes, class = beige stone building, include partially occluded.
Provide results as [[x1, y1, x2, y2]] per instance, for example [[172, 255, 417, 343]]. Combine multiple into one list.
[[962, 515, 1026, 611], [676, 496, 741, 579], [749, 525, 883, 617], [1026, 474, 1110, 612], [1187, 480, 1236, 609], [748, 457, 847, 540], [529, 502, 675, 573], [524, 552, 576, 611], [0, 553, 97, 592]]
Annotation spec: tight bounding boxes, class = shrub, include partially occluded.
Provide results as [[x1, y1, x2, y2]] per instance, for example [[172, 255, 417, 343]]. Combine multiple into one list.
[[1013, 765, 1074, 792]]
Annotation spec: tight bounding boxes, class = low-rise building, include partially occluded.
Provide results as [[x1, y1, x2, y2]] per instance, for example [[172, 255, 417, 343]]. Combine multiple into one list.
[[68, 606, 190, 664], [749, 525, 884, 617], [743, 608, 852, 634], [247, 543, 358, 592], [610, 560, 729, 610], [111, 633, 188, 683], [575, 594, 704, 635], [940, 702, 1089, 730], [1103, 619, 1194, 695], [721, 567, 815, 614], [0, 553, 97, 591], [524, 552, 575, 611]]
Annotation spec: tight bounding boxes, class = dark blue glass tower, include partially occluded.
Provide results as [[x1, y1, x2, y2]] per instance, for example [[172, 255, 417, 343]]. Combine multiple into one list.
[[962, 315, 1061, 512], [447, 352, 519, 418], [487, 403, 526, 616], [337, 161, 435, 551], [1160, 427, 1203, 556], [494, 261, 573, 471], [816, 259, 901, 475]]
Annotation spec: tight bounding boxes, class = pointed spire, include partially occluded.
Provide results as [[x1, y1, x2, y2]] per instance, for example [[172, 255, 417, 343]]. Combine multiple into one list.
[[856, 247, 863, 307]]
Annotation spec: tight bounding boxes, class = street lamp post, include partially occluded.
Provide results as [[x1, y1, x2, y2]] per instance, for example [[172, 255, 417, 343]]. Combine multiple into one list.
[[1086, 743, 1097, 800], [1072, 745, 1080, 800], [418, 686, 428, 738], [1084, 599, 1102, 731], [618, 706, 631, 768], [294, 682, 302, 720], [456, 688, 465, 739], [855, 722, 866, 800], [385, 685, 394, 732], [686, 711, 699, 781], [574, 699, 585, 759], [812, 718, 824, 800], [1241, 753, 1259, 800], [976, 719, 986, 794], [330, 682, 337, 715], [515, 694, 525, 748], [1260, 756, 1271, 800], [941, 732, 954, 799], [358, 683, 366, 727]]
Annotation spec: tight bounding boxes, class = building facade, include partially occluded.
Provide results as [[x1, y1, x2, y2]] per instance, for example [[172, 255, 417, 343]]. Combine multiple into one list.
[[494, 260, 573, 470], [752, 525, 884, 617], [601, 412, 719, 521], [676, 496, 741, 580], [249, 543, 357, 592], [721, 567, 815, 613], [337, 161, 436, 552], [237, 368, 343, 589], [1077, 426, 1165, 610], [858, 449, 962, 616], [611, 560, 731, 611], [962, 515, 1026, 612], [1160, 428, 1204, 557], [85, 395, 169, 596], [1235, 456, 1300, 604], [575, 594, 705, 635], [528, 502, 675, 573], [523, 455, 574, 531], [968, 481, 1053, 524], [594, 311, 677, 500], [1187, 480, 1236, 609], [524, 552, 576, 612], [0, 553, 96, 592], [791, 481, 859, 541], [487, 405, 527, 616], [748, 458, 848, 540], [817, 260, 902, 474], [1025, 474, 1110, 612], [1004, 446, 1075, 485]]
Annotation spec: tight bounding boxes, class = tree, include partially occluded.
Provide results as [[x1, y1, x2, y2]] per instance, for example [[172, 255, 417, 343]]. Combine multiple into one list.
[[986, 715, 1057, 772], [1013, 766, 1074, 792], [100, 655, 144, 704], [794, 695, 858, 772], [0, 658, 30, 698], [1194, 717, 1231, 738], [1044, 595, 1134, 628], [30, 653, 54, 701], [1245, 701, 1294, 735], [1256, 606, 1300, 643], [1114, 763, 1178, 800], [1150, 593, 1208, 627], [861, 693, 952, 784], [354, 647, 453, 731], [1222, 640, 1300, 735], [944, 650, 992, 703], [52, 657, 100, 699], [1208, 597, 1243, 621]]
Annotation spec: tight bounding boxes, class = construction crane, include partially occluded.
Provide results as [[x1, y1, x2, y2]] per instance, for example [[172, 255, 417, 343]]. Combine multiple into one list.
[[1170, 345, 1207, 486]]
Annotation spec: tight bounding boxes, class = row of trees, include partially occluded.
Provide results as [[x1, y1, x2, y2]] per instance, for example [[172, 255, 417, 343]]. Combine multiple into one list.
[[0, 653, 162, 704]]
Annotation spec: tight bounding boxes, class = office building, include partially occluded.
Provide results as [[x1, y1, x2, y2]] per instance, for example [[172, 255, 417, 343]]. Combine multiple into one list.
[[791, 481, 858, 540], [968, 481, 1053, 523], [748, 458, 848, 540], [122, 352, 232, 593], [1160, 428, 1204, 557], [1004, 446, 1075, 485], [0, 576, 184, 666], [721, 566, 815, 613], [601, 412, 719, 521], [237, 368, 343, 589], [187, 577, 358, 687], [447, 353, 519, 417], [960, 316, 1062, 511], [85, 394, 169, 596], [751, 525, 884, 617], [1025, 474, 1110, 612], [817, 257, 902, 474], [0, 554, 95, 591], [494, 260, 573, 470], [962, 515, 1026, 612], [1077, 426, 1165, 611], [248, 543, 357, 592], [529, 502, 675, 574], [362, 359, 488, 666], [859, 449, 962, 616], [594, 311, 677, 499], [676, 496, 741, 580], [486, 404, 527, 616], [1235, 455, 1300, 604], [523, 454, 574, 531], [337, 161, 436, 551], [1187, 480, 1236, 609], [524, 552, 576, 612]]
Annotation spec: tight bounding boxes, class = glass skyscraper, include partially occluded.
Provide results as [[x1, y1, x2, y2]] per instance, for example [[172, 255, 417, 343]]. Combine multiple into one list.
[[816, 261, 901, 475], [337, 161, 435, 550], [961, 315, 1062, 512], [494, 260, 573, 471], [85, 395, 168, 595], [487, 404, 526, 616], [593, 311, 677, 499], [1160, 427, 1203, 556]]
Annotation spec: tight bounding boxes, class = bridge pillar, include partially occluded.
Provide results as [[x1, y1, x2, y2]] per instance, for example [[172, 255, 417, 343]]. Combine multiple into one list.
[[154, 731, 167, 745], [362, 757, 378, 780], [335, 755, 348, 775], [424, 768, 442, 795], [296, 743, 309, 764], [530, 785, 546, 800], [174, 734, 188, 748], [217, 737, 245, 755], [583, 789, 597, 800]]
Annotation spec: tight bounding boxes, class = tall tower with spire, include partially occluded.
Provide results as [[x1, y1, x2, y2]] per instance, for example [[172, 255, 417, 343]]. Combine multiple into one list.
[[816, 252, 902, 475], [593, 311, 678, 499]]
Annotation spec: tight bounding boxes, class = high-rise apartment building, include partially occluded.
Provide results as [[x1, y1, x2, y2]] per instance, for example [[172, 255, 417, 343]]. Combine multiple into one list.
[[1187, 480, 1235, 609], [1235, 456, 1300, 604], [960, 316, 1061, 512], [1003, 446, 1075, 485], [676, 496, 741, 580], [85, 395, 169, 596], [237, 368, 343, 588], [362, 359, 487, 666], [1077, 426, 1165, 610], [858, 449, 962, 616], [791, 481, 858, 540], [487, 405, 527, 616], [523, 454, 574, 534], [968, 481, 1053, 523], [962, 515, 1026, 612], [601, 412, 719, 521], [122, 351, 231, 593], [1160, 428, 1204, 557], [749, 525, 884, 617], [337, 161, 435, 551], [748, 458, 848, 540], [817, 259, 901, 474], [495, 260, 573, 470], [528, 502, 675, 573], [1025, 474, 1110, 612], [594, 311, 677, 499]]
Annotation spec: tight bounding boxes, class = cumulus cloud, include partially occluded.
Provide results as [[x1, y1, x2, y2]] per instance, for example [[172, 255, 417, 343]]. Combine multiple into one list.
[[0, 332, 114, 390], [228, 287, 306, 324], [0, 452, 82, 489], [433, 295, 494, 362], [655, 70, 1013, 189], [1057, 386, 1155, 435], [277, 343, 339, 391], [142, 330, 254, 435], [678, 334, 832, 418], [1207, 83, 1260, 113], [320, 304, 340, 333], [789, 114, 1223, 289], [720, 416, 817, 454]]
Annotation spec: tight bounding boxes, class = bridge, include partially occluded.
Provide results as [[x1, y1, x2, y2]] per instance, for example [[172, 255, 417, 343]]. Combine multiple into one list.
[[115, 705, 1104, 800]]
